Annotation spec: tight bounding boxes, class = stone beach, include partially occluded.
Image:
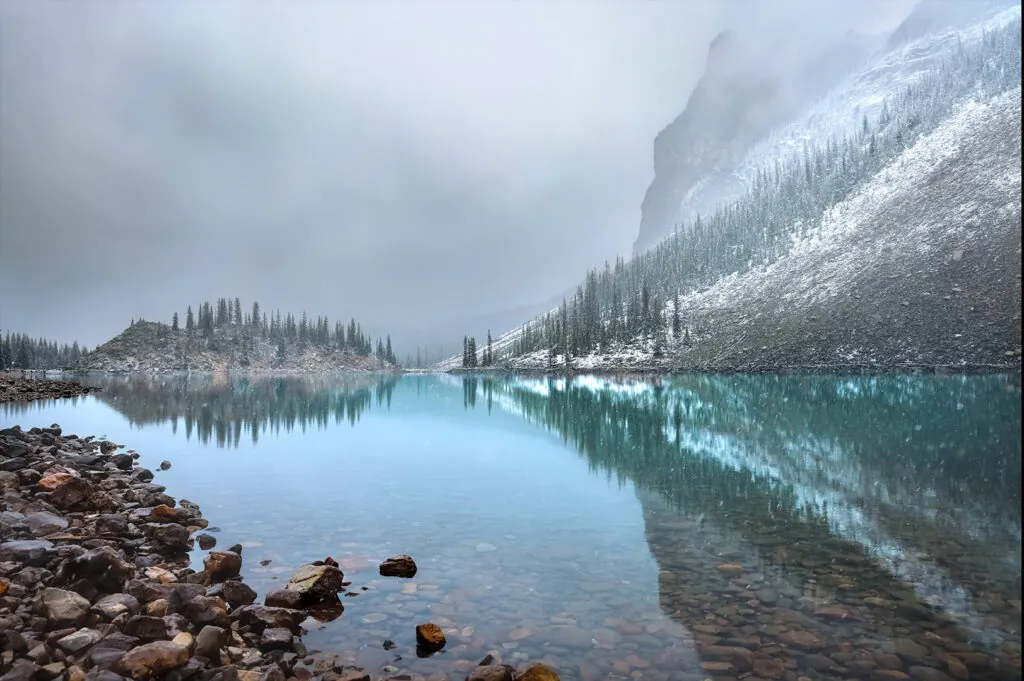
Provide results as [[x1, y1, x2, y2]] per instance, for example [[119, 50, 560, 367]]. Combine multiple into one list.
[[0, 424, 557, 681]]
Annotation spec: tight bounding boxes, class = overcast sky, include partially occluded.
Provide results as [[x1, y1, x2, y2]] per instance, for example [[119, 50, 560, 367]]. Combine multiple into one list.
[[0, 0, 914, 349]]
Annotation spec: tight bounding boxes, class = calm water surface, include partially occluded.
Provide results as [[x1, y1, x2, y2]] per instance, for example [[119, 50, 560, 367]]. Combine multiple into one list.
[[3, 373, 1021, 681]]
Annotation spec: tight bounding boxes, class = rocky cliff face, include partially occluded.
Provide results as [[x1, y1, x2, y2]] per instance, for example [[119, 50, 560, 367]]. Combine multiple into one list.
[[886, 0, 1018, 48], [634, 30, 874, 254], [77, 322, 395, 373], [633, 0, 1018, 256]]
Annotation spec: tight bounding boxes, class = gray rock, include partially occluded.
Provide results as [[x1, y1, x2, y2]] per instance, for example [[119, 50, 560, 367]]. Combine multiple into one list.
[[147, 524, 190, 555], [92, 593, 141, 621], [24, 511, 69, 537], [908, 667, 955, 681], [167, 584, 207, 613], [162, 613, 191, 637], [62, 546, 135, 593], [234, 606, 306, 633], [56, 628, 103, 655], [95, 514, 129, 536], [183, 596, 229, 628], [194, 625, 228, 662], [109, 454, 133, 471], [37, 587, 91, 627], [467, 665, 516, 681], [85, 671, 126, 681], [89, 648, 129, 671], [0, 660, 40, 681], [0, 539, 56, 566], [259, 628, 293, 652], [263, 590, 301, 609], [123, 615, 169, 641], [284, 564, 344, 603], [219, 580, 256, 609], [111, 641, 189, 680]]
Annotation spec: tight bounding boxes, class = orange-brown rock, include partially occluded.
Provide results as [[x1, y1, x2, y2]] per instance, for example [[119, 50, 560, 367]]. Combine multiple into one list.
[[149, 505, 178, 522], [204, 551, 242, 582], [518, 664, 561, 681], [37, 472, 75, 492], [415, 623, 446, 649]]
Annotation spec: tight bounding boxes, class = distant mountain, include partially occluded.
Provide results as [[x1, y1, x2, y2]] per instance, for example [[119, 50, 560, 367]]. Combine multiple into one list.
[[632, 0, 1017, 256], [79, 300, 400, 372], [886, 0, 1019, 48], [633, 28, 877, 254], [439, 9, 1022, 373]]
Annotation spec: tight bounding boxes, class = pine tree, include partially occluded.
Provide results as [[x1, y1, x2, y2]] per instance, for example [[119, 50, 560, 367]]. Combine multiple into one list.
[[172, 312, 179, 331], [185, 306, 195, 333], [671, 295, 680, 338]]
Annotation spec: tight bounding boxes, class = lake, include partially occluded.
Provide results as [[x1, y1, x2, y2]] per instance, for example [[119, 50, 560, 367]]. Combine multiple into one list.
[[2, 373, 1021, 681]]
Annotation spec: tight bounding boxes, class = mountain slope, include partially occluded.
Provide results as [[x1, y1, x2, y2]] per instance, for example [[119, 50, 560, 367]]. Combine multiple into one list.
[[637, 2, 1019, 256], [661, 87, 1021, 371], [635, 29, 876, 254], [439, 80, 1021, 372]]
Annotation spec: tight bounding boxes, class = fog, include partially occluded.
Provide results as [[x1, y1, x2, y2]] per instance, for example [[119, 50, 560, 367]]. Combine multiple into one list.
[[0, 0, 914, 351]]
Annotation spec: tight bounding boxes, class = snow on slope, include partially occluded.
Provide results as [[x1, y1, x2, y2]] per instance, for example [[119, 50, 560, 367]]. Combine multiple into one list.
[[690, 87, 1021, 314], [453, 83, 1020, 372], [673, 4, 1022, 230], [434, 8, 1022, 373]]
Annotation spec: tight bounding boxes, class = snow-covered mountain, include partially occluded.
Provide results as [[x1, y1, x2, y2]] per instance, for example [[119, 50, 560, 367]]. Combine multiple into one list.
[[638, 0, 1021, 255], [438, 4, 1022, 373]]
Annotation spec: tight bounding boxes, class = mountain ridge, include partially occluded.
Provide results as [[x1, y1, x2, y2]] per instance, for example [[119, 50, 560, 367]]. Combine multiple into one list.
[[439, 11, 1022, 374]]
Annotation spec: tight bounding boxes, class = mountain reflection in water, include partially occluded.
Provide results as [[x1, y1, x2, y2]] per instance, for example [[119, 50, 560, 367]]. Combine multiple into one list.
[[6, 372, 1018, 680]]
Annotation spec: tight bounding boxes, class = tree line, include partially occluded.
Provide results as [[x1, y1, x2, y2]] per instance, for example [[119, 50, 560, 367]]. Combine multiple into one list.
[[0, 332, 89, 370], [461, 330, 496, 368], [163, 297, 398, 366], [486, 18, 1020, 365]]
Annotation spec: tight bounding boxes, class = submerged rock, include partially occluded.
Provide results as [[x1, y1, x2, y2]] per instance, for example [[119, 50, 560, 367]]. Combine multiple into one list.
[[415, 623, 446, 649], [518, 664, 561, 681], [379, 554, 417, 578], [468, 666, 516, 681]]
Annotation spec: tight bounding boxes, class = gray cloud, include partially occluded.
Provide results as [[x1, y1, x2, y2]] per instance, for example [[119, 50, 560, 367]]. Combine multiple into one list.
[[0, 0, 912, 350]]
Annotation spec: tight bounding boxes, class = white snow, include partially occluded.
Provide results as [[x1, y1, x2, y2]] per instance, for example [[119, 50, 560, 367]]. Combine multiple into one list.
[[674, 5, 1022, 226], [677, 86, 1021, 320]]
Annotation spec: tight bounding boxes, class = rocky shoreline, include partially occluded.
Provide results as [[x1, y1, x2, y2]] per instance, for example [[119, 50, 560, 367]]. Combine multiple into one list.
[[445, 362, 1022, 379], [0, 376, 99, 405], [0, 425, 558, 681]]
